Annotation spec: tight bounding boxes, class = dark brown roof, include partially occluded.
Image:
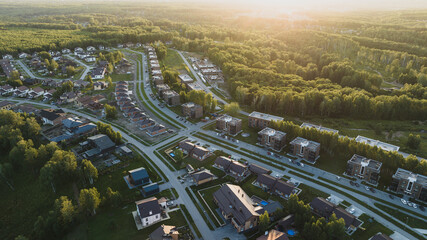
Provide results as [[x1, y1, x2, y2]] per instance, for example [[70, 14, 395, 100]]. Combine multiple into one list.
[[213, 184, 260, 226], [310, 197, 335, 217], [229, 161, 248, 175], [333, 207, 362, 229], [179, 140, 195, 152], [149, 225, 179, 240], [192, 170, 215, 182], [249, 164, 271, 175], [214, 156, 232, 169], [135, 197, 162, 218], [370, 233, 393, 240], [192, 146, 209, 157], [256, 174, 277, 189]]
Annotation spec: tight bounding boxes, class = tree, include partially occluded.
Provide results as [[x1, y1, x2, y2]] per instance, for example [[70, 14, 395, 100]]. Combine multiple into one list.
[[66, 66, 75, 77], [104, 104, 117, 119], [54, 196, 76, 224], [224, 102, 241, 115], [79, 187, 101, 216], [105, 187, 122, 207], [173, 149, 184, 164], [81, 159, 98, 185], [407, 134, 421, 149], [49, 59, 59, 71], [259, 210, 270, 232], [14, 235, 28, 240]]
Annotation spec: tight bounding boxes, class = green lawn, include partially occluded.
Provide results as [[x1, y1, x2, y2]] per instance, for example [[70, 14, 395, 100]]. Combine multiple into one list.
[[374, 203, 427, 229], [315, 150, 350, 175], [197, 184, 225, 226], [352, 214, 393, 240], [66, 205, 187, 240], [110, 73, 132, 82], [161, 49, 193, 78], [297, 184, 330, 203]]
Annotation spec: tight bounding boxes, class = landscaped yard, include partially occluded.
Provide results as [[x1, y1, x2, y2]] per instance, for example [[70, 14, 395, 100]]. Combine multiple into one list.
[[110, 73, 132, 82], [197, 184, 225, 226], [65, 205, 187, 240], [374, 203, 427, 229], [297, 184, 329, 203], [352, 214, 393, 240]]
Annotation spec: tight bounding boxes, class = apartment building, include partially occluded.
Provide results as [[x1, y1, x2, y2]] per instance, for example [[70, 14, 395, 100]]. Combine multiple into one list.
[[248, 111, 284, 129], [346, 154, 382, 185], [389, 168, 427, 202], [289, 137, 320, 163], [258, 127, 286, 151], [216, 115, 242, 136]]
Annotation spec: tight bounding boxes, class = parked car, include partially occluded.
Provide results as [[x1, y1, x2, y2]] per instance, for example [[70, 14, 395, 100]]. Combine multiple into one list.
[[355, 182, 360, 187], [365, 186, 370, 191], [419, 205, 425, 212], [408, 202, 413, 207], [348, 208, 355, 214], [401, 199, 407, 205], [412, 203, 418, 209], [388, 194, 394, 199]]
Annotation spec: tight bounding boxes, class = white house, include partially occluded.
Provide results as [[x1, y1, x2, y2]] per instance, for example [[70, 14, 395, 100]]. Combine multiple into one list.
[[28, 87, 45, 99], [91, 67, 106, 80], [87, 46, 96, 52], [117, 44, 124, 48], [18, 53, 28, 59], [98, 45, 105, 50], [0, 84, 15, 95], [62, 48, 71, 54], [2, 54, 13, 60], [74, 47, 84, 53], [14, 86, 29, 97], [135, 197, 163, 227], [85, 56, 96, 63]]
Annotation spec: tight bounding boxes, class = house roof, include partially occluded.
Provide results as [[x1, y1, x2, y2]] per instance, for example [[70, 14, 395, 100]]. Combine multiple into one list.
[[149, 225, 178, 240], [310, 197, 335, 216], [249, 164, 271, 175], [129, 167, 149, 181], [62, 117, 83, 128], [370, 233, 393, 240], [87, 134, 115, 151], [32, 87, 44, 93], [149, 124, 165, 132], [214, 156, 232, 169], [333, 207, 362, 229], [213, 184, 260, 226], [17, 86, 29, 91], [192, 170, 215, 182], [256, 229, 289, 240], [135, 197, 162, 219], [290, 137, 320, 151], [228, 161, 248, 174], [142, 183, 159, 193], [192, 145, 209, 157], [39, 109, 65, 121], [179, 140, 196, 152], [274, 180, 295, 196], [256, 174, 277, 189], [73, 123, 96, 135], [0, 100, 14, 108]]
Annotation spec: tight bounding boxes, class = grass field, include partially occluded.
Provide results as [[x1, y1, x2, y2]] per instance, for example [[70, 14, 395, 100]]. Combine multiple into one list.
[[297, 184, 330, 203], [352, 214, 393, 240], [374, 203, 427, 229], [110, 73, 132, 82]]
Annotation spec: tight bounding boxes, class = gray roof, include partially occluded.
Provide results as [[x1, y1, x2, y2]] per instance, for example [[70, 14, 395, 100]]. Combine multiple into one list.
[[179, 140, 196, 152], [214, 156, 232, 169], [0, 100, 14, 108], [301, 122, 339, 134], [258, 127, 286, 139], [249, 164, 271, 175], [290, 137, 320, 151], [192, 169, 215, 182], [348, 154, 382, 170], [249, 111, 284, 122], [149, 225, 178, 240], [87, 134, 115, 151], [192, 145, 209, 157], [393, 168, 427, 186], [213, 184, 260, 225], [136, 197, 162, 218], [370, 233, 393, 240], [228, 161, 248, 175]]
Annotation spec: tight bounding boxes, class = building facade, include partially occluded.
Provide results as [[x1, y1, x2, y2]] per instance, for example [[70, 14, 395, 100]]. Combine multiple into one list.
[[248, 111, 284, 129], [346, 154, 382, 185], [389, 168, 427, 202], [289, 137, 320, 163], [257, 127, 286, 151], [216, 115, 242, 135]]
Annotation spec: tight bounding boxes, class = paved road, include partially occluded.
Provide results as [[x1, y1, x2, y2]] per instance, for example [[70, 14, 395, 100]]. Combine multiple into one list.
[[65, 55, 92, 80], [176, 50, 228, 105]]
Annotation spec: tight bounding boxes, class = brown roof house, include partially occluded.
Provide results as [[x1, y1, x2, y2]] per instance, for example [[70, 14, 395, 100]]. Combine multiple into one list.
[[213, 184, 262, 233], [182, 102, 203, 119], [146, 124, 167, 137], [254, 174, 297, 199], [258, 127, 286, 151], [191, 169, 216, 186], [369, 233, 393, 240], [214, 156, 250, 181], [346, 154, 382, 185], [216, 114, 242, 136], [289, 137, 320, 163], [310, 197, 363, 234], [39, 109, 66, 125], [389, 168, 427, 202], [178, 140, 196, 155], [0, 100, 15, 110], [190, 145, 210, 161], [248, 164, 271, 176], [149, 225, 179, 240]]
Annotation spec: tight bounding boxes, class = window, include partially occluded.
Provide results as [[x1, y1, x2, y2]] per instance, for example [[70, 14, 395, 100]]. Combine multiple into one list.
[[360, 166, 365, 175]]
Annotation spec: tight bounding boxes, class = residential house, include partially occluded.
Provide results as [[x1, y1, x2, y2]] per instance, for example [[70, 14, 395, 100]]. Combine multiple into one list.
[[43, 89, 56, 101], [182, 102, 203, 119], [91, 67, 106, 80], [289, 137, 320, 163], [214, 156, 249, 181], [163, 90, 180, 106], [83, 134, 116, 158], [85, 56, 96, 63], [62, 48, 71, 54], [346, 154, 382, 185], [213, 184, 261, 232], [28, 87, 45, 99], [300, 123, 339, 135], [389, 168, 427, 202], [140, 118, 155, 130], [256, 230, 289, 240], [2, 54, 13, 60], [18, 53, 28, 59], [369, 233, 393, 240], [258, 127, 286, 151], [216, 115, 242, 135], [0, 59, 15, 78], [87, 46, 96, 52], [14, 86, 29, 97], [190, 145, 210, 161], [73, 80, 90, 89], [0, 100, 15, 110], [310, 197, 362, 234], [192, 169, 216, 185], [178, 140, 196, 155], [93, 81, 108, 90], [135, 197, 163, 228], [248, 111, 284, 129], [255, 174, 297, 199], [39, 109, 66, 125], [0, 84, 14, 95], [127, 167, 150, 187], [13, 104, 39, 115], [59, 91, 80, 104], [149, 225, 179, 240], [142, 183, 160, 197], [131, 112, 147, 122], [147, 124, 166, 137], [248, 164, 271, 176]]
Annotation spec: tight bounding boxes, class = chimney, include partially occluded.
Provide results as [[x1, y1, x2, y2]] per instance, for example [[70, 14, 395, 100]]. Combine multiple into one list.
[[149, 211, 152, 215]]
